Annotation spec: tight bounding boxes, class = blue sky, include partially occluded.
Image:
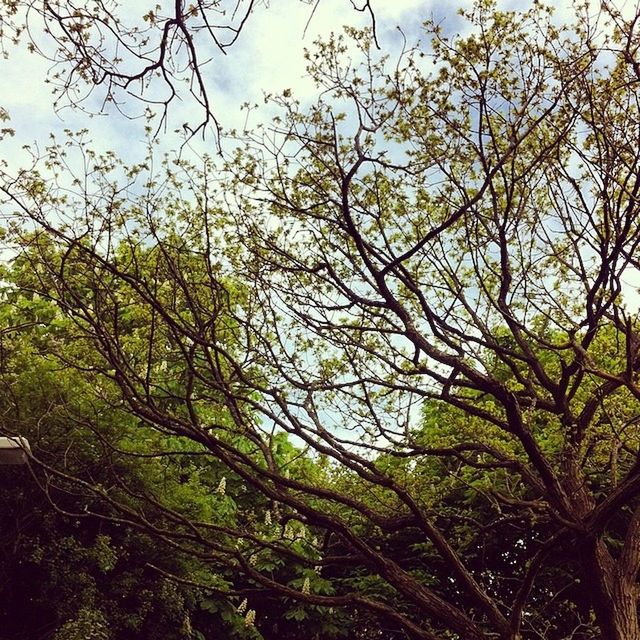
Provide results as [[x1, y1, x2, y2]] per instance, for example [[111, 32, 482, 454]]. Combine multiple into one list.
[[2, 0, 640, 310], [3, 0, 637, 158], [0, 0, 438, 163]]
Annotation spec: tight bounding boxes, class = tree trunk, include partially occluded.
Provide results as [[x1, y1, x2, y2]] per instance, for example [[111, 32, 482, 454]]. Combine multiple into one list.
[[584, 538, 639, 640], [561, 457, 640, 638], [610, 585, 639, 640]]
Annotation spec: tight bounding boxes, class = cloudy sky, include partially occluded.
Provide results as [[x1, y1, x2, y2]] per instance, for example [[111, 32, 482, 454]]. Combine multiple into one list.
[[1, 0, 640, 305], [0, 0, 441, 161], [5, 0, 633, 158], [4, 0, 636, 159]]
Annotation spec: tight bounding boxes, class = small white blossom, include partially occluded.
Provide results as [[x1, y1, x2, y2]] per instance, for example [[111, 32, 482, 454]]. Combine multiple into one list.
[[264, 510, 272, 526], [244, 609, 256, 626], [301, 577, 310, 595], [237, 598, 248, 614], [216, 477, 226, 495], [314, 565, 322, 574], [249, 554, 257, 566]]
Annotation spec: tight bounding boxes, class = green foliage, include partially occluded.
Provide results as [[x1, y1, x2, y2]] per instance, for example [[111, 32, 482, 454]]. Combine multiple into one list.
[[5, 1, 640, 639]]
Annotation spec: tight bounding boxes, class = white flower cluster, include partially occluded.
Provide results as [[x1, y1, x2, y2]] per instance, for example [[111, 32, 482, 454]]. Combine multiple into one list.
[[301, 577, 311, 595], [237, 598, 248, 614], [216, 477, 226, 495], [182, 613, 192, 635], [264, 510, 272, 526], [244, 609, 256, 627]]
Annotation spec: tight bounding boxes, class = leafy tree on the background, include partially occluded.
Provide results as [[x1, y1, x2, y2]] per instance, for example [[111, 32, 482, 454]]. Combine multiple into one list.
[[5, 1, 640, 639], [0, 237, 350, 640], [0, 244, 239, 640]]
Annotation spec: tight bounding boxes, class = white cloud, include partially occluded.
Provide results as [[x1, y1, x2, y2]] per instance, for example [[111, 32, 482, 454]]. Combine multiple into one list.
[[0, 0, 430, 161], [0, 0, 637, 166], [622, 268, 640, 314]]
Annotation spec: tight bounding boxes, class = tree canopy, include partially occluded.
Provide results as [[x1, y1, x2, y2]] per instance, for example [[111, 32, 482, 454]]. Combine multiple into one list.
[[3, 1, 640, 639]]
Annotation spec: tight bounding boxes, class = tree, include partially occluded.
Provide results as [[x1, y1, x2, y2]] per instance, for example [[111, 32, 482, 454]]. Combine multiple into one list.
[[0, 245, 255, 640], [0, 222, 353, 639], [4, 1, 640, 638]]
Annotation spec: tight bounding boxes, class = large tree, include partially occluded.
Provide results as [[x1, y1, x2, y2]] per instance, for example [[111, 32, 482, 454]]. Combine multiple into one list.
[[4, 1, 640, 638]]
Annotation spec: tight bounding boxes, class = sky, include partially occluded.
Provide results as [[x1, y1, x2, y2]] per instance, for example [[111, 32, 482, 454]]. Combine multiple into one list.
[[2, 0, 635, 158], [3, 0, 639, 155], [1, 0, 640, 312], [0, 0, 621, 159], [0, 0, 437, 163]]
